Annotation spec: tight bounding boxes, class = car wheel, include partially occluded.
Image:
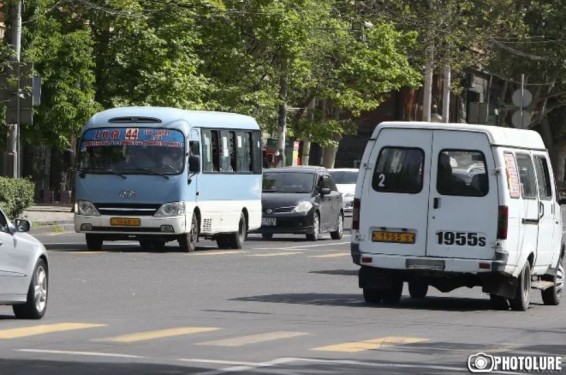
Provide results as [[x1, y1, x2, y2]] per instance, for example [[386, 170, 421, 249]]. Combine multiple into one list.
[[541, 260, 563, 305], [226, 213, 247, 249], [179, 213, 198, 252], [85, 234, 103, 250], [261, 233, 273, 240], [13, 259, 48, 319], [489, 294, 509, 310], [306, 212, 320, 241], [510, 262, 531, 311], [330, 212, 344, 240], [408, 281, 428, 299]]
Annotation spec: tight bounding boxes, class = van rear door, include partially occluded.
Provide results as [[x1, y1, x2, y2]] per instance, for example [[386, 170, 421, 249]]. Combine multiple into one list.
[[358, 128, 432, 256], [358, 128, 498, 260], [426, 130, 498, 259]]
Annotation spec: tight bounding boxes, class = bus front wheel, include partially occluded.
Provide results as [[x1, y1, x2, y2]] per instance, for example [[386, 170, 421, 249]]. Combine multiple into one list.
[[179, 213, 198, 252]]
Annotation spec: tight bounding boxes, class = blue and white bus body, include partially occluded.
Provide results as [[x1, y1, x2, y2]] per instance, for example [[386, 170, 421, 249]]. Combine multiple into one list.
[[74, 106, 263, 251]]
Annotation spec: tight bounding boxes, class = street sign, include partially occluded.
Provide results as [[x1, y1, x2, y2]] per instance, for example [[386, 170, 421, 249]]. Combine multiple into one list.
[[512, 89, 532, 108], [512, 110, 531, 129]]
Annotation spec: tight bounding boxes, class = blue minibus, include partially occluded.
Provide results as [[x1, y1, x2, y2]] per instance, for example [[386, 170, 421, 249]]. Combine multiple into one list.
[[74, 106, 263, 251]]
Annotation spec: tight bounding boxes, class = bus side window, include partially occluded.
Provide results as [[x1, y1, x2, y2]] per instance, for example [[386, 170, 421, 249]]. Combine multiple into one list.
[[202, 130, 214, 172], [211, 130, 220, 172]]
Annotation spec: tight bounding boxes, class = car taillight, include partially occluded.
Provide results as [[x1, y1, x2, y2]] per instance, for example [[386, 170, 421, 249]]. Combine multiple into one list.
[[497, 205, 508, 239], [352, 198, 360, 230]]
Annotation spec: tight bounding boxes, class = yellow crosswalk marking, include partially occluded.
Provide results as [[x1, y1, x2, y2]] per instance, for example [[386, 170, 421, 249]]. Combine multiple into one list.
[[197, 331, 308, 347], [0, 323, 105, 339], [312, 336, 428, 352], [98, 327, 219, 343]]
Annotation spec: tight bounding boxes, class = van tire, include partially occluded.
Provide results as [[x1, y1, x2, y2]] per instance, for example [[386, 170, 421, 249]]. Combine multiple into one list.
[[489, 294, 509, 310], [330, 212, 344, 240], [363, 288, 384, 304], [179, 213, 198, 252], [382, 280, 403, 304], [85, 234, 103, 250], [510, 263, 531, 311], [541, 261, 563, 306], [226, 213, 246, 249], [408, 281, 428, 299], [306, 212, 320, 241]]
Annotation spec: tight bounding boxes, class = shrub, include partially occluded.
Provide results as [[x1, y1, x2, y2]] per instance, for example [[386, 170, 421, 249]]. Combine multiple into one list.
[[0, 177, 36, 220]]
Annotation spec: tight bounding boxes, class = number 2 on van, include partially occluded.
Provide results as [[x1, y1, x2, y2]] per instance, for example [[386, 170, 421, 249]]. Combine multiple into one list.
[[436, 231, 486, 247]]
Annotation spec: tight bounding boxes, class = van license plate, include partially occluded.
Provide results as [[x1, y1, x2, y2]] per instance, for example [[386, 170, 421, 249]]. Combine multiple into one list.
[[372, 231, 415, 244], [262, 217, 277, 226], [406, 259, 445, 271], [110, 217, 141, 226]]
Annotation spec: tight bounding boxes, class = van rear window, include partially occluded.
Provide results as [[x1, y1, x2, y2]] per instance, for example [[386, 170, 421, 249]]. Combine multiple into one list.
[[372, 147, 424, 194]]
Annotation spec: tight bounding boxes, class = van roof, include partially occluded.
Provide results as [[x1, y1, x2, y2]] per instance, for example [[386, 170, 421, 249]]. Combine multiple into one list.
[[373, 122, 546, 150]]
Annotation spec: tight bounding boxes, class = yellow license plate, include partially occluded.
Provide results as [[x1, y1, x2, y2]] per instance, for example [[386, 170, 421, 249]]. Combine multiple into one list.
[[110, 217, 141, 226], [372, 231, 415, 244]]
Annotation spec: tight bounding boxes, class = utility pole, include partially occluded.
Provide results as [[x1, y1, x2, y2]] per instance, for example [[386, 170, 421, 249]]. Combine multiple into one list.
[[442, 65, 451, 123], [3, 0, 22, 178]]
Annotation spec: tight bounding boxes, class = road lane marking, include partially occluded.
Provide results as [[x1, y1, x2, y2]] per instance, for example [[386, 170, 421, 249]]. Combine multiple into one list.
[[0, 323, 106, 339], [196, 331, 308, 347], [16, 349, 144, 359], [311, 336, 428, 352], [180, 358, 264, 366], [97, 327, 220, 343], [247, 252, 302, 257], [253, 240, 350, 251], [308, 253, 349, 258]]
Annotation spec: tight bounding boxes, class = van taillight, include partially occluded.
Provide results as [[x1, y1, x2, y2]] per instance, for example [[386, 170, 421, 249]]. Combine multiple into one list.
[[352, 198, 360, 230], [497, 205, 508, 239]]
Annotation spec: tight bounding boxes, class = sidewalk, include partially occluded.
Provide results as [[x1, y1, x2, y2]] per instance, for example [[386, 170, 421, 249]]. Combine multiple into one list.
[[21, 204, 74, 233]]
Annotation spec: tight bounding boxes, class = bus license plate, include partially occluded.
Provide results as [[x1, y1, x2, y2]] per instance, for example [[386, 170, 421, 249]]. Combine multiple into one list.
[[110, 217, 141, 226], [262, 217, 277, 226], [372, 230, 415, 244]]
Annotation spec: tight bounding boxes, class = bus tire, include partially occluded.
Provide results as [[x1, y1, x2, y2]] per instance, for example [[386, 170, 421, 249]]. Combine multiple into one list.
[[179, 213, 198, 252], [227, 213, 247, 249], [86, 234, 103, 250]]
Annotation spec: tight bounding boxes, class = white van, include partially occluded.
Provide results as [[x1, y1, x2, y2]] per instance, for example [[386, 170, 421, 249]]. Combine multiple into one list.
[[351, 122, 565, 311]]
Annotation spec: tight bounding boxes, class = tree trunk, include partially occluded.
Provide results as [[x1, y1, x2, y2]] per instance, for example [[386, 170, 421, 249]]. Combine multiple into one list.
[[321, 145, 338, 169], [301, 139, 311, 166], [276, 68, 288, 167]]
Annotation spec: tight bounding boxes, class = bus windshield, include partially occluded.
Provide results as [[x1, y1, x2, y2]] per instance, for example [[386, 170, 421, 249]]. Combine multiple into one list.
[[78, 127, 185, 175]]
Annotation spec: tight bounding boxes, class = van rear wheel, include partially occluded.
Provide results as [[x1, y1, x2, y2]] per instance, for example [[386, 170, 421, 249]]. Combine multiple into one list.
[[541, 261, 563, 305], [510, 263, 531, 311], [408, 281, 428, 299], [363, 288, 384, 304], [489, 294, 509, 310], [382, 280, 403, 304]]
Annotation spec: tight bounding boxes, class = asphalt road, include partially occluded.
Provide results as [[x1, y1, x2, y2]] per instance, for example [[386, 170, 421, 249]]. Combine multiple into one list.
[[0, 218, 565, 375]]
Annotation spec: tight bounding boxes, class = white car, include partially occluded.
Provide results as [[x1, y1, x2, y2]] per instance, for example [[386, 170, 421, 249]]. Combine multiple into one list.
[[0, 209, 48, 319], [328, 168, 359, 215]]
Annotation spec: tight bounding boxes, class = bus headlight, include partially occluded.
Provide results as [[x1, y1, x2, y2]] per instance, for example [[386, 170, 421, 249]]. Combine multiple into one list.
[[76, 200, 100, 216], [155, 202, 185, 217], [292, 201, 313, 213]]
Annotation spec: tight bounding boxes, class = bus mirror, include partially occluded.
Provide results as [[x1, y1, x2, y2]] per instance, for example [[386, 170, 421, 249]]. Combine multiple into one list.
[[63, 149, 75, 169], [189, 155, 200, 173]]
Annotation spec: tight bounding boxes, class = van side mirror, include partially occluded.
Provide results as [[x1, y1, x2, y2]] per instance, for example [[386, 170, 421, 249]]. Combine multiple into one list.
[[558, 198, 566, 206], [189, 155, 200, 173], [320, 187, 331, 195]]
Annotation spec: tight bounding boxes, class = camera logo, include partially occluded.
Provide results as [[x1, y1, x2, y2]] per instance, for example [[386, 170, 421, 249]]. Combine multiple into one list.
[[468, 353, 495, 373]]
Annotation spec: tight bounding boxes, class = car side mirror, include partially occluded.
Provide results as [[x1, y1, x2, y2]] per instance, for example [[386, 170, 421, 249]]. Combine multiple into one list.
[[14, 219, 31, 233], [320, 187, 331, 195], [188, 155, 200, 173]]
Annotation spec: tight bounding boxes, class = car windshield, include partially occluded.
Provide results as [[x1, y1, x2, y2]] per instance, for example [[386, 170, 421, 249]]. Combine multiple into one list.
[[329, 170, 358, 184], [262, 172, 314, 193], [78, 128, 185, 175]]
